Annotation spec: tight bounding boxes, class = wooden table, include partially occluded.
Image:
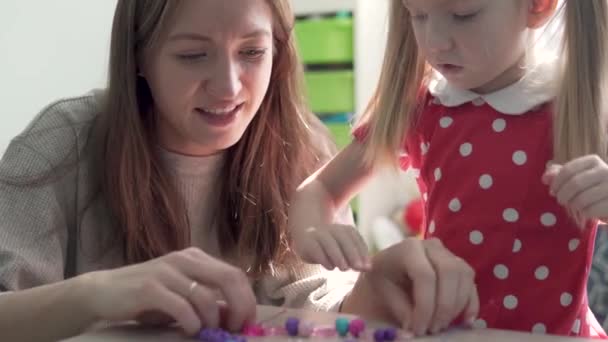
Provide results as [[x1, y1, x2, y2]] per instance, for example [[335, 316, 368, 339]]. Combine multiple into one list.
[[63, 305, 596, 341]]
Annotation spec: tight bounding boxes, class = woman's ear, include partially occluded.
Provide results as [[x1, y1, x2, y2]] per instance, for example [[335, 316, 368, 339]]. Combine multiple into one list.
[[527, 0, 559, 28]]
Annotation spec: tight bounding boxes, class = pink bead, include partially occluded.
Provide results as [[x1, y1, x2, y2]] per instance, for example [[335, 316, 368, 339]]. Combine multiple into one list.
[[242, 323, 265, 336], [298, 321, 314, 337], [349, 319, 366, 337], [263, 326, 287, 336], [312, 325, 338, 338]]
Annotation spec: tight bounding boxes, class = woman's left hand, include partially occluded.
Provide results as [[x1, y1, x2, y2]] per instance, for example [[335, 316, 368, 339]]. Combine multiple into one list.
[[543, 154, 608, 222]]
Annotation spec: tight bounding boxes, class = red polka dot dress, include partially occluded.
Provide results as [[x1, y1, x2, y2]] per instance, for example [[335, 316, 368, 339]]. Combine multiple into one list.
[[358, 62, 607, 338]]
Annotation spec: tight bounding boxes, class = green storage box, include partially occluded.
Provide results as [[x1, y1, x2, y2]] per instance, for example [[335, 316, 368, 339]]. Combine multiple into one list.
[[304, 70, 355, 114], [325, 122, 352, 149], [295, 17, 354, 64]]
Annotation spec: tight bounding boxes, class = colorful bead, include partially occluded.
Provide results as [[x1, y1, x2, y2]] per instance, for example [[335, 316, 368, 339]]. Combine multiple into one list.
[[285, 317, 300, 336], [335, 317, 350, 337], [241, 323, 264, 337], [383, 328, 397, 341], [298, 321, 314, 337], [374, 329, 386, 342], [349, 319, 366, 337]]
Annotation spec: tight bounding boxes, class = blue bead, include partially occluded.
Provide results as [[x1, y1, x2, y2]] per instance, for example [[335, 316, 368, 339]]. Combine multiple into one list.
[[374, 329, 386, 342], [285, 317, 300, 336], [383, 328, 397, 341], [335, 317, 350, 337]]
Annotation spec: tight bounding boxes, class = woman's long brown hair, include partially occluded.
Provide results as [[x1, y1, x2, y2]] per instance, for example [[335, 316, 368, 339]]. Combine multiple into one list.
[[98, 0, 332, 275]]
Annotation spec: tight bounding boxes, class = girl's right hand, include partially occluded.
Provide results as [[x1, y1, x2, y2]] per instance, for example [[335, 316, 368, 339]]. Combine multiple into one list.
[[292, 224, 371, 272], [78, 247, 256, 336]]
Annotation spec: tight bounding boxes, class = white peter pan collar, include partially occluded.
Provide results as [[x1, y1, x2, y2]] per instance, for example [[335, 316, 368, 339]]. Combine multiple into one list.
[[428, 57, 560, 115]]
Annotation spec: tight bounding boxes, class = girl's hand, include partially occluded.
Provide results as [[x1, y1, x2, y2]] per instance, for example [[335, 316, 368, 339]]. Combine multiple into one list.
[[79, 247, 256, 336], [291, 224, 371, 272], [343, 238, 479, 336], [542, 154, 608, 222]]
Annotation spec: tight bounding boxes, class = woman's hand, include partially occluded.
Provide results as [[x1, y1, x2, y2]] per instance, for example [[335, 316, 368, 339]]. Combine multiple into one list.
[[79, 247, 256, 336], [342, 238, 478, 336]]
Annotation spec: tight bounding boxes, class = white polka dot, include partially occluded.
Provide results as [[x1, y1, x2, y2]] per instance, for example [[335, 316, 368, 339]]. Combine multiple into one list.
[[472, 98, 485, 106], [503, 209, 519, 223], [569, 239, 580, 252], [493, 264, 509, 280], [492, 119, 506, 133], [503, 295, 518, 310], [561, 292, 573, 307], [421, 142, 429, 155], [472, 319, 487, 329], [428, 221, 436, 234], [479, 174, 493, 189], [513, 151, 528, 166], [434, 168, 442, 181], [449, 198, 462, 212], [535, 266, 550, 280], [532, 323, 546, 334], [513, 239, 522, 253], [541, 213, 557, 227], [470, 230, 484, 245], [460, 143, 473, 157], [572, 319, 581, 334], [439, 116, 453, 128]]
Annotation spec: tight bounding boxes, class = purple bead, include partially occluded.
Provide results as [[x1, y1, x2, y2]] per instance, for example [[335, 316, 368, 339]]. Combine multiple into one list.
[[285, 317, 300, 336], [374, 329, 386, 342], [383, 328, 397, 341], [349, 319, 366, 337]]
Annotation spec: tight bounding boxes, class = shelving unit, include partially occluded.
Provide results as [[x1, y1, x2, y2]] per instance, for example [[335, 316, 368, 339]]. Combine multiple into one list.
[[290, 0, 419, 245]]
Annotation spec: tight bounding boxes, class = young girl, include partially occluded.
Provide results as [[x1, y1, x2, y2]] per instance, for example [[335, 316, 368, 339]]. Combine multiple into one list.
[[290, 0, 608, 338]]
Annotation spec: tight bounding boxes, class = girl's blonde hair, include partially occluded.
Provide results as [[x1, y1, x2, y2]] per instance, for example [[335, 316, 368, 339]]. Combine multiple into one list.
[[360, 0, 608, 167]]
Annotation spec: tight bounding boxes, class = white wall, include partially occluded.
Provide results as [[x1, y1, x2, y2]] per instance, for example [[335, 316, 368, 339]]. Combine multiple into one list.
[[0, 1, 117, 153]]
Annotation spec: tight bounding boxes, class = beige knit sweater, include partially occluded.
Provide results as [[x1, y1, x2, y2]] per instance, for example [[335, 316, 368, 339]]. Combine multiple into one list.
[[0, 90, 357, 312]]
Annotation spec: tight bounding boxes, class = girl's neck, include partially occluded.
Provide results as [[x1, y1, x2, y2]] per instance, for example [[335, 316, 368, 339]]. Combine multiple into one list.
[[472, 54, 528, 94]]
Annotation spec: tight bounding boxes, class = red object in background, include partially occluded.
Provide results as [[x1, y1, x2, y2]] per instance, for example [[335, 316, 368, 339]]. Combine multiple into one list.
[[403, 198, 424, 235]]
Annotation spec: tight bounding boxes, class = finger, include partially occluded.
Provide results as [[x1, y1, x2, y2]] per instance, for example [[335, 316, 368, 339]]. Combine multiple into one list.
[[381, 278, 415, 331], [400, 239, 437, 336], [160, 267, 221, 328], [554, 168, 604, 206], [176, 249, 256, 332], [300, 236, 335, 270], [452, 270, 474, 327], [350, 227, 372, 269], [425, 244, 461, 334], [550, 156, 598, 195], [144, 283, 201, 336], [571, 182, 608, 212], [462, 284, 480, 325], [333, 226, 368, 270], [583, 197, 608, 221], [317, 230, 349, 270]]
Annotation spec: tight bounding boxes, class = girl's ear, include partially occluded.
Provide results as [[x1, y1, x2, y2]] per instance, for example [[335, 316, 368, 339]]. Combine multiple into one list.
[[527, 0, 559, 28]]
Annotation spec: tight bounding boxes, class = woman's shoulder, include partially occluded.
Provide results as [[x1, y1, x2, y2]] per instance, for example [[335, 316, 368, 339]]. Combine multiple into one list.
[[1, 89, 106, 180]]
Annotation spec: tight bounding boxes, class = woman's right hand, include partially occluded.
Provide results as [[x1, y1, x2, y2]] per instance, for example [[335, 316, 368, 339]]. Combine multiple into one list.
[[79, 247, 256, 336]]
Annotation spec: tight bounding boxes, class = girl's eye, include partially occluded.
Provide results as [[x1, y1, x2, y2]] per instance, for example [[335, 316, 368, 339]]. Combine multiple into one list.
[[453, 11, 480, 22]]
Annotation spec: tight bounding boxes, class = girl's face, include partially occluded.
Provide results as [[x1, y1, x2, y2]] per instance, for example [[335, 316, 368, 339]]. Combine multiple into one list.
[[405, 0, 532, 93], [142, 0, 274, 156]]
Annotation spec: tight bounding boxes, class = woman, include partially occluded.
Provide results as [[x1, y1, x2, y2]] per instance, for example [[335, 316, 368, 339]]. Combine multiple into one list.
[[0, 1, 477, 341]]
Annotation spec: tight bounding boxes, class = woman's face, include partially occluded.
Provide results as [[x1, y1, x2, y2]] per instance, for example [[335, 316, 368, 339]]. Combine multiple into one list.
[[142, 0, 274, 156]]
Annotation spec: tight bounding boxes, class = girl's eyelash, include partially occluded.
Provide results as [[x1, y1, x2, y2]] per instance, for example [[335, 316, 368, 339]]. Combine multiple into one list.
[[453, 10, 480, 22]]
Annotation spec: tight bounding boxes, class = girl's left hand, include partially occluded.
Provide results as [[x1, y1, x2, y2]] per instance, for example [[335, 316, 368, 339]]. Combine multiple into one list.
[[542, 154, 608, 222]]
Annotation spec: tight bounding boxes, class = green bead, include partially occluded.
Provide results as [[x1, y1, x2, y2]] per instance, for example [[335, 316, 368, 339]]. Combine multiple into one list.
[[335, 317, 350, 337]]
